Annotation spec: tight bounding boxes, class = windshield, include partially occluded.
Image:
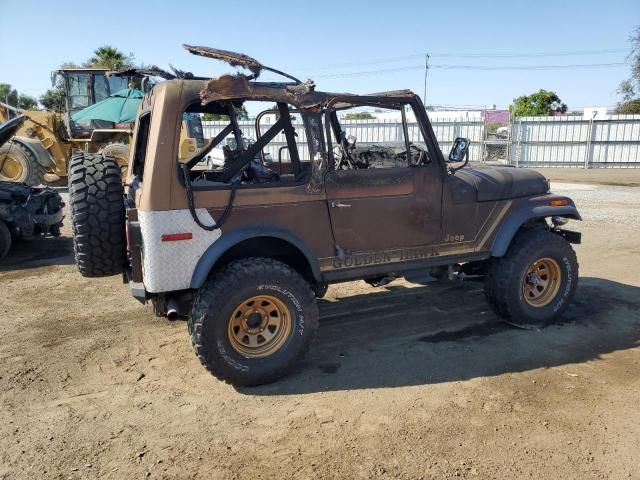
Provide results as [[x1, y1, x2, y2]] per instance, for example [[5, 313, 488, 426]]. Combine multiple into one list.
[[93, 75, 110, 103], [108, 76, 128, 95], [67, 73, 90, 111]]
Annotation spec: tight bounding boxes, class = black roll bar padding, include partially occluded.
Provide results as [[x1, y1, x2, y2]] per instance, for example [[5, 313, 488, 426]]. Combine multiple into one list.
[[276, 102, 301, 176], [185, 123, 234, 169], [329, 110, 344, 149], [400, 107, 411, 164], [227, 103, 243, 148], [217, 117, 286, 183]]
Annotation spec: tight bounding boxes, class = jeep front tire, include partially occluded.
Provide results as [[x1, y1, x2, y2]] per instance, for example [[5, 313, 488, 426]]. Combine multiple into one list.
[[484, 229, 578, 325], [68, 153, 125, 277], [189, 258, 319, 386]]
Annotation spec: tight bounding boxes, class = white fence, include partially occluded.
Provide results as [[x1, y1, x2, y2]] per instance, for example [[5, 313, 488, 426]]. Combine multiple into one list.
[[202, 114, 640, 168], [511, 115, 640, 168]]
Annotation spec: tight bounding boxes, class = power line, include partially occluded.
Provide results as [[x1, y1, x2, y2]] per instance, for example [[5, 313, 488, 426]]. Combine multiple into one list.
[[431, 48, 627, 58], [313, 62, 628, 79], [309, 48, 627, 70], [436, 62, 628, 70]]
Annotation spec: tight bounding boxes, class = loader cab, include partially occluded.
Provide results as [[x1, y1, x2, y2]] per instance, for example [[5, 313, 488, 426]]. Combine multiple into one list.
[[52, 68, 133, 139]]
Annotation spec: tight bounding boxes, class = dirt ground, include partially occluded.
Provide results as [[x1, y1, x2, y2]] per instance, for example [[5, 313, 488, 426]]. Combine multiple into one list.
[[1, 176, 639, 480], [533, 167, 640, 187]]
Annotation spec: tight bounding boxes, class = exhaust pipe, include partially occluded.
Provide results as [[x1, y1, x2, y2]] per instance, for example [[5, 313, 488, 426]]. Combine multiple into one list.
[[166, 297, 179, 321]]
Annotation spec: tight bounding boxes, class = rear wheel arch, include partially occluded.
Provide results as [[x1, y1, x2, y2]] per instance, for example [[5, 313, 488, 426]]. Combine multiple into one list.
[[190, 228, 322, 289]]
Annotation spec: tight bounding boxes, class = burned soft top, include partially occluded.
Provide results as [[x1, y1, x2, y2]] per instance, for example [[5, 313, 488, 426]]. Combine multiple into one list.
[[183, 45, 263, 77], [183, 44, 302, 84]]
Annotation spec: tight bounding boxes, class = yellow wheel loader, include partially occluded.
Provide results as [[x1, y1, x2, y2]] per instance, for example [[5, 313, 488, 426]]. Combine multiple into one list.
[[0, 68, 204, 185]]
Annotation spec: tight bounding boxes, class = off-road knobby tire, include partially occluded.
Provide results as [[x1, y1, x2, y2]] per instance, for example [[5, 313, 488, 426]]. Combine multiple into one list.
[[68, 153, 125, 277], [0, 142, 45, 186], [189, 258, 319, 386], [484, 229, 578, 326], [0, 220, 11, 260]]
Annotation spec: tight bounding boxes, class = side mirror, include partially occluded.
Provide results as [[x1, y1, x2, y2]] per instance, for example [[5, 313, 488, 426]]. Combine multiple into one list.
[[448, 137, 470, 163]]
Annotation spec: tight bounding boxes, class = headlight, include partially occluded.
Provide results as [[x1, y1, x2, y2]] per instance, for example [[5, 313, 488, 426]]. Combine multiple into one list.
[[551, 216, 569, 226]]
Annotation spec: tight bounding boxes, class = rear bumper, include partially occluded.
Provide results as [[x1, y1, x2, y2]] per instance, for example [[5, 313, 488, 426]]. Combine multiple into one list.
[[123, 268, 146, 303], [129, 279, 147, 303]]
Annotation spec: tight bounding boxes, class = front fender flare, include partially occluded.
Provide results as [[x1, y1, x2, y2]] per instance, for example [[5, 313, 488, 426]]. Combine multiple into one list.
[[190, 225, 322, 289], [491, 205, 581, 257]]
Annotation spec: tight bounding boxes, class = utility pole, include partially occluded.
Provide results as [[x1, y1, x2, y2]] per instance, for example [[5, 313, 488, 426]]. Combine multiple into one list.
[[423, 53, 430, 106]]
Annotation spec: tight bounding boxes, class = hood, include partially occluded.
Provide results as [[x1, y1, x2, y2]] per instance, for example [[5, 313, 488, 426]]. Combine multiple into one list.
[[456, 165, 549, 201]]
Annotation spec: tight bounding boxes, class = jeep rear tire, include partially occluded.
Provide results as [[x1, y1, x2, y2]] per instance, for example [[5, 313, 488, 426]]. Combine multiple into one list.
[[189, 258, 319, 386], [0, 142, 45, 186], [484, 229, 578, 326], [0, 220, 11, 260], [68, 153, 125, 277]]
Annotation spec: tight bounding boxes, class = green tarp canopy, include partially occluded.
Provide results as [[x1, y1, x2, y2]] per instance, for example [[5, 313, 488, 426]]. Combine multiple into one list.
[[71, 88, 144, 124]]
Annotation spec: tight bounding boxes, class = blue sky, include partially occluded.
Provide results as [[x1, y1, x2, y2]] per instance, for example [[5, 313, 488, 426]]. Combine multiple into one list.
[[0, 0, 638, 111]]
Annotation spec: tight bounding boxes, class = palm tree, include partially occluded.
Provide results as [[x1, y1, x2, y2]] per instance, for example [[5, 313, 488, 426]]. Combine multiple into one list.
[[85, 46, 134, 71]]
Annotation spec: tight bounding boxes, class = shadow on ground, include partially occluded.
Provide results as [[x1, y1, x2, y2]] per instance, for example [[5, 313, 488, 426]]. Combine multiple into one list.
[[0, 234, 74, 272], [250, 277, 640, 395]]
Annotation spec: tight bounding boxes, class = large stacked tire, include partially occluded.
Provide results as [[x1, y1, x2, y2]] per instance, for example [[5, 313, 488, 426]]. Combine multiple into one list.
[[189, 258, 319, 386], [484, 229, 578, 326], [99, 143, 130, 180], [0, 142, 45, 186], [68, 153, 125, 277]]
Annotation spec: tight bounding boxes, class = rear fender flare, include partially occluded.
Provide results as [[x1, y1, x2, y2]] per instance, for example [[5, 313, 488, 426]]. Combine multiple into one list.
[[190, 225, 322, 289], [491, 205, 581, 257]]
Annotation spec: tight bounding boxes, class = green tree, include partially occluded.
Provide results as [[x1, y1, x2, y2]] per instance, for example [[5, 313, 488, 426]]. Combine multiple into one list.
[[85, 46, 134, 71], [38, 62, 78, 112], [17, 94, 38, 110], [343, 112, 376, 120], [0, 84, 18, 106], [0, 83, 38, 110], [510, 89, 567, 117], [615, 99, 640, 114], [39, 84, 66, 112], [615, 27, 640, 114], [203, 105, 249, 121]]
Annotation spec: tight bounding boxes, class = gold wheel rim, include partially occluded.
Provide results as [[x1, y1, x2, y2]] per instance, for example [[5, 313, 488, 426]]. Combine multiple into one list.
[[0, 154, 24, 181], [522, 257, 562, 307], [227, 295, 292, 358]]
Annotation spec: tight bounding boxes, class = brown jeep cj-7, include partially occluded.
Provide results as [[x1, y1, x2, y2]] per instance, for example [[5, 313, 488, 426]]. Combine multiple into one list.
[[69, 46, 581, 386]]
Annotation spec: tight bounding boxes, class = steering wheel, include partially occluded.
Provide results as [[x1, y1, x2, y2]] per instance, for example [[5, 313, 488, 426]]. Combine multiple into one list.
[[404, 143, 429, 165], [333, 145, 353, 170]]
